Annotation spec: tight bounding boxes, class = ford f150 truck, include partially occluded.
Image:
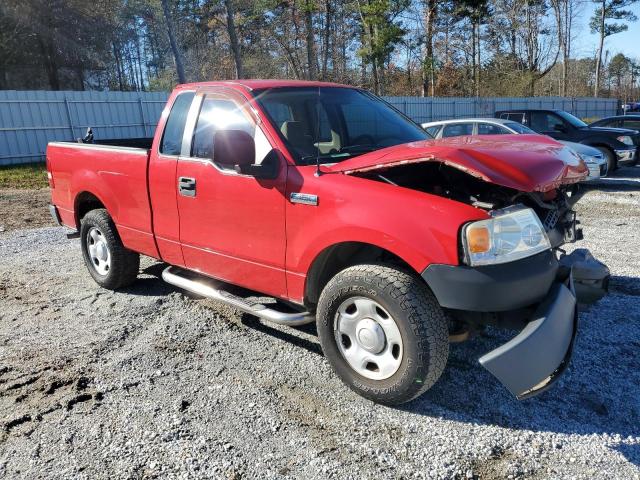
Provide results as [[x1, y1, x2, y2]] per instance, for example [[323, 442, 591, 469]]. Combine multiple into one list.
[[47, 80, 608, 405]]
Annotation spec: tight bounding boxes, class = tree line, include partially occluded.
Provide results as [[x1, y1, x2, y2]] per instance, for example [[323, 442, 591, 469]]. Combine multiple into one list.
[[0, 0, 638, 100]]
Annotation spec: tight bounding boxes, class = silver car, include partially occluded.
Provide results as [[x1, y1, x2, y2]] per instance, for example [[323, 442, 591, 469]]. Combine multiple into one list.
[[421, 117, 608, 180]]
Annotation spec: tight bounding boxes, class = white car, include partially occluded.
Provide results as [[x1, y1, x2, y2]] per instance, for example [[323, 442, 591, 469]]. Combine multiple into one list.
[[421, 118, 608, 180]]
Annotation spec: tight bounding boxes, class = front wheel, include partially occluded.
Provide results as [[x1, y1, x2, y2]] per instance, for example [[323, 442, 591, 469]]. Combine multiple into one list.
[[80, 209, 140, 290], [316, 264, 449, 405]]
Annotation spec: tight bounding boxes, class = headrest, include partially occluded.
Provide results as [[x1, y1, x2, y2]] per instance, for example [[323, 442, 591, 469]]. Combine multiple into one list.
[[280, 121, 309, 147]]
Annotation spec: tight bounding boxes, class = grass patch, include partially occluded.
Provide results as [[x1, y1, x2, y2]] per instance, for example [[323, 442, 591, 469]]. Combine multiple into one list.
[[0, 162, 48, 189]]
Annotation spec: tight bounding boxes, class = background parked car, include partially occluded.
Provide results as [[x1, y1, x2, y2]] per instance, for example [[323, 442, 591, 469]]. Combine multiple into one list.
[[494, 109, 639, 171], [589, 114, 640, 132], [421, 118, 607, 181], [622, 102, 640, 113]]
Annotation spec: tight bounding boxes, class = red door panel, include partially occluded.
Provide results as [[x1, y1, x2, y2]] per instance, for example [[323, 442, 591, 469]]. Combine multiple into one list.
[[176, 89, 288, 299], [176, 160, 288, 297]]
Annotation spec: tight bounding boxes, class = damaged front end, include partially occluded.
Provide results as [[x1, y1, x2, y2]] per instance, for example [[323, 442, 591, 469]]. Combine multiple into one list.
[[479, 273, 577, 399], [342, 151, 609, 399], [475, 249, 609, 399]]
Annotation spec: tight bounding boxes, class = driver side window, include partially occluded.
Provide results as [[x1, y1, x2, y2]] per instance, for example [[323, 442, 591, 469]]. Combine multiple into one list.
[[190, 93, 271, 167], [192, 97, 253, 159]]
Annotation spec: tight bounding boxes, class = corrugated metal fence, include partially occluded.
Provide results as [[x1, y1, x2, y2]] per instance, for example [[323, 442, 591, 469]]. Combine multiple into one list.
[[0, 90, 168, 166], [383, 96, 619, 125], [0, 90, 620, 166]]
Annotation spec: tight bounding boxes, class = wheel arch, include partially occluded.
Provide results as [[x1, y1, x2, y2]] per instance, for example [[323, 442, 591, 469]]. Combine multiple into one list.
[[585, 142, 617, 169], [74, 191, 107, 229], [304, 241, 419, 308]]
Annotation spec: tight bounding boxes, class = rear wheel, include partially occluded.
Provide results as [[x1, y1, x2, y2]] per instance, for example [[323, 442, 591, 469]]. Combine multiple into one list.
[[80, 209, 139, 289], [594, 146, 616, 173], [316, 264, 449, 405]]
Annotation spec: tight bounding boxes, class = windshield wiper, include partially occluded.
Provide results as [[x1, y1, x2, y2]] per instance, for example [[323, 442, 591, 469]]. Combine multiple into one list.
[[298, 145, 379, 164], [299, 153, 348, 164]]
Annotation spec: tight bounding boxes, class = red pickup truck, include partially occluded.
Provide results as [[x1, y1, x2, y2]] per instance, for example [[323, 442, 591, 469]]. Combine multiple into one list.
[[47, 80, 605, 405]]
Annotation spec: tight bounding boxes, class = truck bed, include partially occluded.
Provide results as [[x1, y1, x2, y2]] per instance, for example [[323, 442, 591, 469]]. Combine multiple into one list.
[[47, 140, 159, 259], [91, 137, 154, 149]]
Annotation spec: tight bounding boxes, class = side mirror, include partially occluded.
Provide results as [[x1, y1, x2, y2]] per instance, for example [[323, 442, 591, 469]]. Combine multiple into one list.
[[213, 129, 279, 180], [235, 150, 280, 179], [214, 129, 255, 168]]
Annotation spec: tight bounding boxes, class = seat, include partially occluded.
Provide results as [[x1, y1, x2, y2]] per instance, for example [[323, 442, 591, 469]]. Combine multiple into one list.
[[280, 121, 315, 156]]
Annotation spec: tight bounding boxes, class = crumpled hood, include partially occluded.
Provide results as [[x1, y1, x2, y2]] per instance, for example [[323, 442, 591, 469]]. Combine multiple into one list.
[[323, 134, 588, 192]]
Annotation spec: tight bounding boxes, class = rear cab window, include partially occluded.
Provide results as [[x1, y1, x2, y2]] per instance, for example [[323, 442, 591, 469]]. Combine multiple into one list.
[[160, 91, 195, 155]]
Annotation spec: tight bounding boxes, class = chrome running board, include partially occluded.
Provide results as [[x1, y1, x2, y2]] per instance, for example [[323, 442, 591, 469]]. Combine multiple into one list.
[[162, 266, 315, 326]]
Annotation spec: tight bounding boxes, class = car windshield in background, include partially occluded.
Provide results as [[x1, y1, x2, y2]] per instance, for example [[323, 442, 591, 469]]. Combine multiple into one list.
[[252, 87, 429, 165], [556, 111, 588, 128], [505, 122, 536, 134]]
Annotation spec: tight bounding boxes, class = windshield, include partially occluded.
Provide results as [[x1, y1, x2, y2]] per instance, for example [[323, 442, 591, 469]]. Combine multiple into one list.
[[504, 122, 537, 134], [555, 111, 588, 128], [252, 87, 429, 165]]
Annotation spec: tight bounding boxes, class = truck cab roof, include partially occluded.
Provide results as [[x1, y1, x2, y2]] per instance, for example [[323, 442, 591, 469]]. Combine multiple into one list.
[[174, 79, 353, 91]]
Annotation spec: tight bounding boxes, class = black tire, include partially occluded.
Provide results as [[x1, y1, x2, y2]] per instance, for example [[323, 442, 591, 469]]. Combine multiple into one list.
[[316, 264, 449, 405], [80, 209, 139, 290], [594, 146, 616, 173]]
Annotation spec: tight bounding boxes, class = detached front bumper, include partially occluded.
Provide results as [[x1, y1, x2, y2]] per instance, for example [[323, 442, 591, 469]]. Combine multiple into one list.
[[422, 250, 608, 399], [479, 277, 577, 399]]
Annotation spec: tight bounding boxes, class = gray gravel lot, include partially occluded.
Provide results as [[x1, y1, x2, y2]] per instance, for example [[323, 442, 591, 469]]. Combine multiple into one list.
[[1, 168, 639, 479]]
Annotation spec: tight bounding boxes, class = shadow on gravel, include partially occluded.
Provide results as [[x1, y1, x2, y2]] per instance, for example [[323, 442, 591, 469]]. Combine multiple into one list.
[[584, 165, 640, 192], [401, 287, 640, 463], [609, 275, 640, 297], [117, 263, 176, 297], [614, 444, 640, 467], [122, 258, 640, 464], [240, 313, 323, 356]]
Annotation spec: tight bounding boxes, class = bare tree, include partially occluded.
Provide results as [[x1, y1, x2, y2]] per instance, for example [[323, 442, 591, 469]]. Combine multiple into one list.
[[522, 0, 560, 95], [591, 0, 638, 97], [421, 0, 437, 97], [160, 0, 186, 83], [320, 0, 331, 79], [224, 0, 244, 79], [304, 0, 318, 79]]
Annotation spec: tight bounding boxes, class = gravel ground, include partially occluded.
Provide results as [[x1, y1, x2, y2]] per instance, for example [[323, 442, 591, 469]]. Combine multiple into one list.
[[0, 168, 639, 479], [0, 189, 51, 232]]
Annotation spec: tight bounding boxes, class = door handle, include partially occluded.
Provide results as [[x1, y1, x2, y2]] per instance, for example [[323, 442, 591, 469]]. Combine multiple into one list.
[[178, 177, 196, 197]]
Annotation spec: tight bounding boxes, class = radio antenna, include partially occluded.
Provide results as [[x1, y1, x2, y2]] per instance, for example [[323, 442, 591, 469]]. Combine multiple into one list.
[[315, 86, 321, 177]]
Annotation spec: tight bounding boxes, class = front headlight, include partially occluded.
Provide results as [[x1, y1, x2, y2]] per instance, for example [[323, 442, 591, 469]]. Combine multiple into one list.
[[578, 152, 603, 165], [462, 206, 551, 266], [616, 135, 634, 146]]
